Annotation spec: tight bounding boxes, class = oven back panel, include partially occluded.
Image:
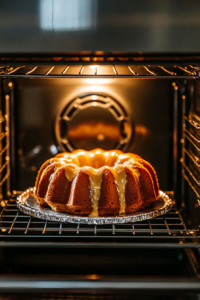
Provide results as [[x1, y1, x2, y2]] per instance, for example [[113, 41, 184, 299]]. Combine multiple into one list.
[[12, 78, 172, 192]]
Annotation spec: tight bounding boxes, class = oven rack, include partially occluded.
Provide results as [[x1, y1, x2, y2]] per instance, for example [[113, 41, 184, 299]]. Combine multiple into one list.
[[0, 64, 199, 79], [0, 294, 164, 300], [0, 196, 199, 247], [1, 53, 200, 63], [182, 113, 200, 202], [2, 280, 200, 296], [0, 92, 10, 200]]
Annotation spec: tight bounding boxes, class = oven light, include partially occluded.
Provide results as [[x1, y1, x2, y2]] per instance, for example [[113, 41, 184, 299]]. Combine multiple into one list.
[[87, 274, 99, 279], [84, 79, 111, 85], [89, 65, 99, 69], [89, 65, 99, 75], [91, 85, 100, 92]]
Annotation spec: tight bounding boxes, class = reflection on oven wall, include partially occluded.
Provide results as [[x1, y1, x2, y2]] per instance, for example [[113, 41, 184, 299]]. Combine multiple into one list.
[[40, 0, 97, 32], [15, 78, 171, 192]]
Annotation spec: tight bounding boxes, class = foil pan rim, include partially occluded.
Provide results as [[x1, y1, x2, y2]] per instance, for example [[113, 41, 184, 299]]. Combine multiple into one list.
[[16, 187, 172, 224]]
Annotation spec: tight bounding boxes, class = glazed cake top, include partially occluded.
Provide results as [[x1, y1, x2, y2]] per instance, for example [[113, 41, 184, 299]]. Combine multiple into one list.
[[36, 149, 158, 217]]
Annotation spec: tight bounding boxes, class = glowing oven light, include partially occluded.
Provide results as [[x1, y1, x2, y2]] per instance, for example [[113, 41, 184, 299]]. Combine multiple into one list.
[[89, 65, 99, 75], [91, 85, 100, 92], [84, 79, 111, 85], [89, 65, 99, 69]]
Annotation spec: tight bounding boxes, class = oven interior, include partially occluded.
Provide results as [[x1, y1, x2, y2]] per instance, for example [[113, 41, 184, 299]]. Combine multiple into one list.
[[0, 55, 200, 298]]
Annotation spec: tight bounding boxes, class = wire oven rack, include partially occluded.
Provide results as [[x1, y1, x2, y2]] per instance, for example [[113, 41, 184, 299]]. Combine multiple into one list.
[[0, 295, 147, 300], [182, 112, 200, 202], [0, 294, 195, 300], [0, 195, 199, 247], [0, 64, 200, 79]]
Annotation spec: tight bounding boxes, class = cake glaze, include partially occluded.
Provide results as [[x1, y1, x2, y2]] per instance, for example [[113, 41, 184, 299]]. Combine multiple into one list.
[[35, 149, 159, 217]]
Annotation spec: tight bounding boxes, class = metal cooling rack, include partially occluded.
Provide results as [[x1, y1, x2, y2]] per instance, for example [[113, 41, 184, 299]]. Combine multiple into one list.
[[0, 197, 199, 247]]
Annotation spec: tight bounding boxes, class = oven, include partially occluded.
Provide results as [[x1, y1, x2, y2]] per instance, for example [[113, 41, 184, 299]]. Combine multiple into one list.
[[1, 0, 200, 299]]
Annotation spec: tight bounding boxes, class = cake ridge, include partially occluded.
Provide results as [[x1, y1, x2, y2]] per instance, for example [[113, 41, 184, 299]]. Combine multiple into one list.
[[35, 148, 159, 216]]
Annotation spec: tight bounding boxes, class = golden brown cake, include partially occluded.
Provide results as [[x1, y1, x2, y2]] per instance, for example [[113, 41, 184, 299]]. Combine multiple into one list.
[[35, 149, 159, 217]]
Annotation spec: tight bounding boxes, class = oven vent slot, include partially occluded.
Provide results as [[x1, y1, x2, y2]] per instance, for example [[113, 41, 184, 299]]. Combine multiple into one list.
[[0, 64, 199, 79]]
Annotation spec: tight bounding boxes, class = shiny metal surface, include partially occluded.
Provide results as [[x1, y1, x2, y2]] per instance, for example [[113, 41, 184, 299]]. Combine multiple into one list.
[[184, 112, 200, 129], [1, 0, 200, 53], [17, 187, 172, 224], [0, 82, 11, 199], [55, 93, 131, 151], [1, 191, 199, 244], [1, 278, 200, 294], [0, 64, 199, 78]]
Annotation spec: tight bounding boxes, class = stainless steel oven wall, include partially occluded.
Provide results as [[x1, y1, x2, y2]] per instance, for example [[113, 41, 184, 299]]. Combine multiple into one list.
[[14, 78, 172, 192], [184, 80, 200, 228], [1, 0, 200, 53]]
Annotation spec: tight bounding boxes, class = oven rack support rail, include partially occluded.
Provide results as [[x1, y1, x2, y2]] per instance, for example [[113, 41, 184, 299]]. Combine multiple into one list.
[[0, 64, 200, 79], [0, 196, 199, 247], [1, 278, 200, 294], [182, 112, 200, 204], [0, 92, 11, 201]]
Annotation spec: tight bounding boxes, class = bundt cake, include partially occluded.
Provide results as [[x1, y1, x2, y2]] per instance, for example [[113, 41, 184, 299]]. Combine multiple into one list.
[[35, 149, 159, 217]]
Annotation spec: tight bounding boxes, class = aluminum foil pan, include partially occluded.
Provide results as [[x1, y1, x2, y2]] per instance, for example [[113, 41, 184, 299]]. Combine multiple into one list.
[[17, 187, 172, 224]]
